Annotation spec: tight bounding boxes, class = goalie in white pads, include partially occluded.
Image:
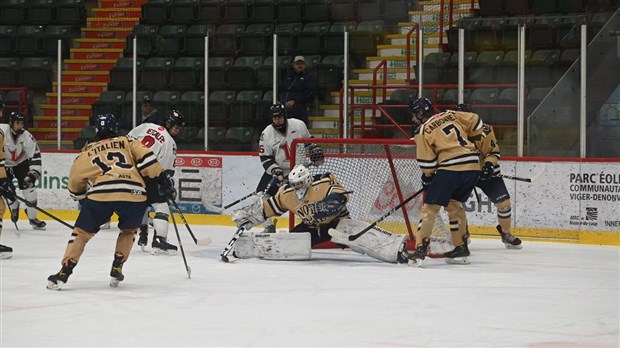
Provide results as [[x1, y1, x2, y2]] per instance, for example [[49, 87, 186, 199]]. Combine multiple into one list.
[[231, 164, 409, 263]]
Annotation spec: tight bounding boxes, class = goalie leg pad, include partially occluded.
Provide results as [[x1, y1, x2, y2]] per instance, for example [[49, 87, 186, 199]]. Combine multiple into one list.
[[233, 232, 311, 260], [330, 219, 407, 263]]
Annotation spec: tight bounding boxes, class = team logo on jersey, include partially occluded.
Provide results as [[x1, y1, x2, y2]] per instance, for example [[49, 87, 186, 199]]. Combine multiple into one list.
[[8, 149, 25, 162]]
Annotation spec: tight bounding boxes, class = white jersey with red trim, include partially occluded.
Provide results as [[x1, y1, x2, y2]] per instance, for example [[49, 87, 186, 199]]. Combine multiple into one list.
[[258, 118, 311, 176], [0, 123, 42, 174], [127, 122, 177, 170]]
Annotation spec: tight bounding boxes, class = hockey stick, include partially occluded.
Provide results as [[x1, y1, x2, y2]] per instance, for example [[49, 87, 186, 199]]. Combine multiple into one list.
[[13, 194, 75, 230], [4, 197, 19, 234], [222, 176, 278, 210], [220, 226, 244, 262], [169, 201, 191, 279], [345, 187, 424, 242], [168, 200, 212, 246], [499, 168, 545, 183]]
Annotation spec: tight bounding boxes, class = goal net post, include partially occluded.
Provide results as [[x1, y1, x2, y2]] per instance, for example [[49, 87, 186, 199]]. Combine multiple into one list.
[[290, 138, 452, 253]]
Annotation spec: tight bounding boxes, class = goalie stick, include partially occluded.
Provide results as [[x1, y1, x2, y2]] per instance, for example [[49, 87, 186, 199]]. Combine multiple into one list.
[[222, 176, 278, 210], [346, 187, 424, 242], [169, 201, 191, 279], [169, 200, 212, 246], [220, 226, 244, 262]]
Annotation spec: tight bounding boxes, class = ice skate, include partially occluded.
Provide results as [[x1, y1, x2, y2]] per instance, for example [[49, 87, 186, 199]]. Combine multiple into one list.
[[407, 237, 429, 268], [138, 225, 148, 251], [497, 225, 522, 249], [396, 241, 409, 264], [29, 218, 46, 230], [151, 235, 177, 255], [0, 244, 13, 259], [109, 253, 125, 288], [47, 259, 77, 290], [444, 243, 470, 264]]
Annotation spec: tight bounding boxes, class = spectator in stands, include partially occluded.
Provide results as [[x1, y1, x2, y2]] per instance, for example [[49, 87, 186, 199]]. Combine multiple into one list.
[[279, 56, 317, 125], [141, 96, 160, 124]]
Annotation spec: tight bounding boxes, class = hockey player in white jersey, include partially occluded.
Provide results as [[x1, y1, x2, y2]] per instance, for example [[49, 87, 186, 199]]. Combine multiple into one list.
[[256, 103, 323, 232], [127, 110, 184, 255], [0, 112, 46, 230]]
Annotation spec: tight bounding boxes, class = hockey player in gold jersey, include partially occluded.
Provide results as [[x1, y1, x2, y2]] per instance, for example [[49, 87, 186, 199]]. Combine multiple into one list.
[[231, 164, 409, 263], [454, 104, 523, 249], [0, 126, 17, 259], [47, 114, 176, 290], [407, 97, 484, 267]]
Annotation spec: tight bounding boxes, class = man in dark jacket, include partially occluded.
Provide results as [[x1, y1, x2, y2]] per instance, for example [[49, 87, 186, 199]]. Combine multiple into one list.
[[278, 56, 317, 125]]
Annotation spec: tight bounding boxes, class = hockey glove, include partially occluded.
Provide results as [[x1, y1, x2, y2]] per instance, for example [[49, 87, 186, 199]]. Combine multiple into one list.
[[157, 170, 177, 201], [0, 177, 16, 202], [480, 162, 495, 181], [231, 197, 266, 231], [271, 167, 285, 186], [314, 193, 347, 220], [421, 174, 433, 191], [307, 143, 325, 166], [24, 170, 40, 188]]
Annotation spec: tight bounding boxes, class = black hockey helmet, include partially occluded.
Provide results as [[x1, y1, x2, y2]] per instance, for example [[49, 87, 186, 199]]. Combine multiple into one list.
[[270, 103, 287, 133], [164, 109, 186, 130], [9, 111, 26, 135], [94, 113, 119, 140]]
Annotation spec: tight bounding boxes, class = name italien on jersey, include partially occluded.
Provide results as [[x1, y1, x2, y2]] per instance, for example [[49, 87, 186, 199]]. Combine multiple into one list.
[[88, 140, 126, 156]]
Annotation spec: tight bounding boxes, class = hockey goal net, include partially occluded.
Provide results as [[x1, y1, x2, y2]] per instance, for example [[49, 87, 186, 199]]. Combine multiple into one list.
[[290, 138, 451, 252]]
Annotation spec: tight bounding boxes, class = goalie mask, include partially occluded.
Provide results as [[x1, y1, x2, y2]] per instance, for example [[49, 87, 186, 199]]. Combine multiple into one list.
[[270, 103, 287, 133], [288, 164, 312, 199]]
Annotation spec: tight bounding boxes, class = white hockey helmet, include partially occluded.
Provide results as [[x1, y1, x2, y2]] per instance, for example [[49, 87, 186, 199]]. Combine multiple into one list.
[[288, 164, 312, 199]]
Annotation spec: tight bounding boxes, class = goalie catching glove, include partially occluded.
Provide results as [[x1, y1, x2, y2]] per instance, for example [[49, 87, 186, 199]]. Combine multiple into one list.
[[306, 143, 325, 166], [232, 195, 266, 230], [313, 192, 347, 220]]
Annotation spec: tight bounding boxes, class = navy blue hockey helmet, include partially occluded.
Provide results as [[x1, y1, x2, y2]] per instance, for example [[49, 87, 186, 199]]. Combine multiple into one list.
[[95, 114, 119, 139], [409, 97, 434, 118]]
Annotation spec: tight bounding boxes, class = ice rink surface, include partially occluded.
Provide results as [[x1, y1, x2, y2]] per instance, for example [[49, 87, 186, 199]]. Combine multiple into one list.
[[1, 221, 618, 348]]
